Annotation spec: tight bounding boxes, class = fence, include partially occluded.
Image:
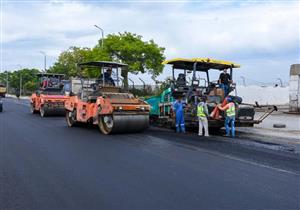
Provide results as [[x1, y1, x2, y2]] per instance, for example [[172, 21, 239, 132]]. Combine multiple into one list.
[[128, 84, 162, 96]]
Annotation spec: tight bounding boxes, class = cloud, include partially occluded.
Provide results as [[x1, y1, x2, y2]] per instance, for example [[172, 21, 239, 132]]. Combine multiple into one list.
[[1, 1, 299, 84]]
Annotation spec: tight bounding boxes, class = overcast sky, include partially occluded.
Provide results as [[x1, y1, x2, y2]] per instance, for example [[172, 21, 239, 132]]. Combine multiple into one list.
[[1, 0, 299, 85]]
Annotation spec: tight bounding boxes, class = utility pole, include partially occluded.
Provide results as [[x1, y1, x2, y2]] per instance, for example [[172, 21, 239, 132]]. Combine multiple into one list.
[[39, 51, 47, 72], [94, 25, 104, 48]]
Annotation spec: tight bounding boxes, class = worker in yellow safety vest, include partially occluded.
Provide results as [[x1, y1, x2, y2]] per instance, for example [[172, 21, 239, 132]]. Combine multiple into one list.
[[217, 97, 236, 137], [197, 96, 210, 137]]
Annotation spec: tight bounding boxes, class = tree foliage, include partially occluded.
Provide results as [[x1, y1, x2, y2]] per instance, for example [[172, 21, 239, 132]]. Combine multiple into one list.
[[99, 32, 165, 87], [0, 68, 40, 94], [47, 46, 101, 78], [49, 32, 165, 87]]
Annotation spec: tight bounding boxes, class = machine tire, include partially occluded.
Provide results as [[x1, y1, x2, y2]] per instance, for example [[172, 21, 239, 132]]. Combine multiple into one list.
[[40, 106, 47, 117], [98, 115, 114, 135], [66, 109, 77, 127], [30, 103, 37, 114]]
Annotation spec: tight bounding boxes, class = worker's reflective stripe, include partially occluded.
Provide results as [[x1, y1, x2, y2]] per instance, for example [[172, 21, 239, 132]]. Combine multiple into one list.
[[226, 103, 236, 116], [197, 106, 206, 117]]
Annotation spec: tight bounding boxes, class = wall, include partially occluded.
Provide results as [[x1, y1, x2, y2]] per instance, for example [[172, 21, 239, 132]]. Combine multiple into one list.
[[233, 85, 289, 105]]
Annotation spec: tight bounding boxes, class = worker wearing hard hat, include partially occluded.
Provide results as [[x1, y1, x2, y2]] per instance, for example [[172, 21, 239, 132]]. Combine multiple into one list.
[[173, 97, 186, 133], [217, 97, 236, 137], [197, 96, 209, 137]]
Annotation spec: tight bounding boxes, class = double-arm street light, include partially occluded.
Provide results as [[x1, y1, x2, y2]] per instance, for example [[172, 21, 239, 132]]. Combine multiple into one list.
[[39, 51, 47, 72], [94, 25, 104, 48]]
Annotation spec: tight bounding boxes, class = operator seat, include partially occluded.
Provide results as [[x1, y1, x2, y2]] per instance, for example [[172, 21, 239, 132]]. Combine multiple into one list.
[[176, 73, 186, 87]]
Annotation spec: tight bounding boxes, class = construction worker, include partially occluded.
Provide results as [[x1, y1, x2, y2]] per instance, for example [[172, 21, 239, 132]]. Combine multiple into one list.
[[217, 97, 236, 137], [100, 68, 115, 86], [173, 97, 185, 133], [218, 68, 232, 96], [15, 88, 20, 100], [197, 96, 209, 137]]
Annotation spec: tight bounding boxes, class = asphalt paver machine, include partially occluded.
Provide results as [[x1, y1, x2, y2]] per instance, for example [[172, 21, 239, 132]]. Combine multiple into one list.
[[65, 61, 150, 134], [30, 73, 69, 117], [146, 58, 277, 131]]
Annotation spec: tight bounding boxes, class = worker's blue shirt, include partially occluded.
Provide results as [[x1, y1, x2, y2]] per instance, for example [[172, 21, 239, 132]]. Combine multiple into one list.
[[100, 72, 115, 86], [173, 100, 185, 114]]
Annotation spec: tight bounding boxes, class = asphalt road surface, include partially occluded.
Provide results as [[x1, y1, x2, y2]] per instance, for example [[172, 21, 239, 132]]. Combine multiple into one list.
[[1, 98, 299, 210]]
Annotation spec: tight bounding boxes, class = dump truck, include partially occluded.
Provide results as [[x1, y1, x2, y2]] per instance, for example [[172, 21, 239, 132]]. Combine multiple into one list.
[[0, 84, 7, 97], [65, 61, 150, 134], [146, 58, 277, 131], [30, 73, 69, 117]]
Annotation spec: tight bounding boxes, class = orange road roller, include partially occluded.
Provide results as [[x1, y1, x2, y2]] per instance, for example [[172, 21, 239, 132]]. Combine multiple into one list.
[[65, 61, 150, 134], [30, 73, 69, 117]]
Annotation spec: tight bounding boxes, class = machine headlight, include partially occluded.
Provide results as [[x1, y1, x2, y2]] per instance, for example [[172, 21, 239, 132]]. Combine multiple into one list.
[[140, 106, 145, 111], [118, 106, 123, 110]]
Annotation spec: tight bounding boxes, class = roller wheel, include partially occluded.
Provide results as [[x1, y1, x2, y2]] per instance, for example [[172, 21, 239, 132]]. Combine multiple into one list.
[[40, 106, 47, 117], [66, 109, 77, 127], [30, 103, 37, 114], [98, 115, 114, 134]]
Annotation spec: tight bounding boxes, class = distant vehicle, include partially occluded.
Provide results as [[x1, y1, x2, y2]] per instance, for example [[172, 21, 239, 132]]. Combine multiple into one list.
[[30, 73, 69, 117], [146, 58, 277, 131], [0, 84, 7, 98], [65, 61, 150, 134], [0, 98, 3, 112]]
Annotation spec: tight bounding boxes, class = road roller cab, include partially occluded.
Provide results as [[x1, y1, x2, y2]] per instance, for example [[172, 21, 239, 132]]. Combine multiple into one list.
[[30, 73, 69, 117], [65, 61, 150, 134]]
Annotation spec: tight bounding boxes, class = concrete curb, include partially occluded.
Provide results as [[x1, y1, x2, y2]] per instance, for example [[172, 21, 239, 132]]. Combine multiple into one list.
[[6, 94, 30, 100]]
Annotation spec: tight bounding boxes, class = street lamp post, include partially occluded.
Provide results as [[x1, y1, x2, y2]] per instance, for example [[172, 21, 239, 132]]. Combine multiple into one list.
[[94, 25, 104, 48], [39, 51, 47, 72]]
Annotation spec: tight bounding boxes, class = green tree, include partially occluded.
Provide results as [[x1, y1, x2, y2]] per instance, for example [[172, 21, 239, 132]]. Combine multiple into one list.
[[0, 68, 40, 95], [48, 46, 110, 78], [96, 32, 165, 88], [48, 32, 165, 87]]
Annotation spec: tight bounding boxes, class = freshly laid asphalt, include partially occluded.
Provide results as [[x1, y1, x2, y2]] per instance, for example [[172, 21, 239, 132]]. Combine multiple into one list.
[[1, 98, 299, 210]]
